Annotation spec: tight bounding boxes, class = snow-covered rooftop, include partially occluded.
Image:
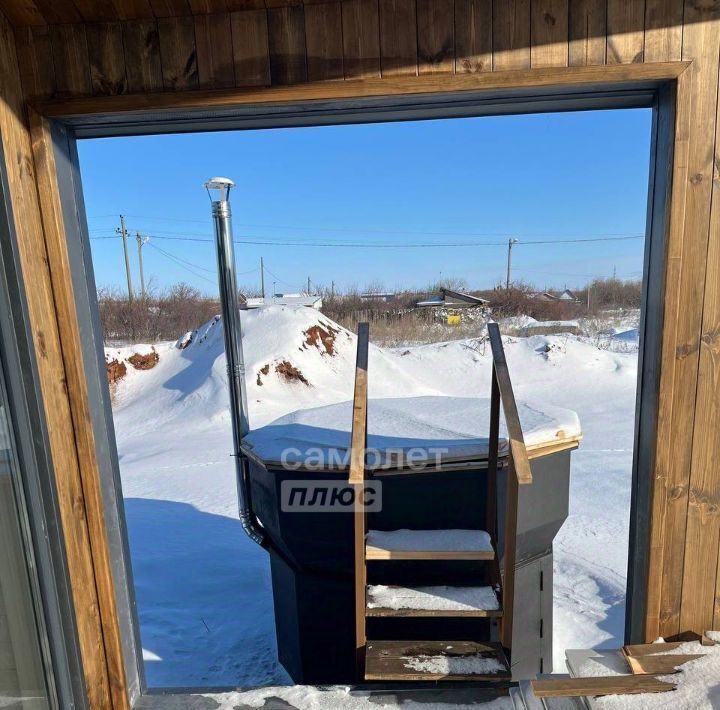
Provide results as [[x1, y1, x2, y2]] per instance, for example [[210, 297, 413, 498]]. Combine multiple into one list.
[[245, 295, 322, 309]]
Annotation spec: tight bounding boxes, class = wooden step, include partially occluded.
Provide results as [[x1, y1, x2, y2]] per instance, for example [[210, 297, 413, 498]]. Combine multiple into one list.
[[365, 640, 511, 681], [366, 529, 494, 561], [366, 584, 502, 617]]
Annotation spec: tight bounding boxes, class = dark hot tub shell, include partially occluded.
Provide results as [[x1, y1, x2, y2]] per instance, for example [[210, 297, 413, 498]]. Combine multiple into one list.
[[244, 446, 572, 684]]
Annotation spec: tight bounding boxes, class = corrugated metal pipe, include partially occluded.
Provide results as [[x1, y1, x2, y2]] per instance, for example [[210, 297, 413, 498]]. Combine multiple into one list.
[[205, 177, 266, 548]]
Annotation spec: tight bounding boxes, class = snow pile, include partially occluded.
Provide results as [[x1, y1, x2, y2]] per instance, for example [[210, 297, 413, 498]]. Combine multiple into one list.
[[243, 395, 581, 469], [403, 654, 505, 676], [366, 529, 493, 553], [201, 686, 513, 708], [576, 639, 720, 709], [108, 305, 640, 686], [367, 584, 499, 612]]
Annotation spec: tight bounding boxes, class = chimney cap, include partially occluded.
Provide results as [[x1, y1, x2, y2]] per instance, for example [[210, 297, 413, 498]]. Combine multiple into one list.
[[204, 177, 235, 201]]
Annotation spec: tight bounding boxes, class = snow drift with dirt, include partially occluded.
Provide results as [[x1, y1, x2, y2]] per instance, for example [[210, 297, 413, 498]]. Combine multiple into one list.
[[108, 305, 638, 688]]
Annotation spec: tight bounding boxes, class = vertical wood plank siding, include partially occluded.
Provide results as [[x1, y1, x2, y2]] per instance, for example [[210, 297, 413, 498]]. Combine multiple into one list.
[[4, 0, 720, 705], [342, 0, 381, 78], [0, 10, 124, 709], [454, 0, 492, 73]]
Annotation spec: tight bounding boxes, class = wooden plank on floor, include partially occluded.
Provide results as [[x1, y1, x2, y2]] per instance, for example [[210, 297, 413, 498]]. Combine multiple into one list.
[[342, 0, 380, 79], [454, 0, 492, 73], [531, 676, 676, 698], [493, 0, 530, 71], [530, 0, 569, 68], [231, 9, 271, 87], [365, 640, 510, 681], [623, 642, 686, 656], [379, 0, 417, 76], [625, 653, 704, 675], [568, 0, 606, 66], [417, 0, 454, 75]]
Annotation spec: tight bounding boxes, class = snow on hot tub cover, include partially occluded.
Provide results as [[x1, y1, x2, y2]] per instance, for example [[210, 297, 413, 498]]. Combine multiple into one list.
[[242, 396, 580, 471]]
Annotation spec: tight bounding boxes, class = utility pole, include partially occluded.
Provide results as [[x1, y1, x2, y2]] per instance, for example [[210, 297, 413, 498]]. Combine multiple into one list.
[[307, 276, 311, 295], [260, 257, 265, 299], [136, 232, 149, 300], [331, 280, 335, 299], [506, 238, 518, 289], [117, 215, 134, 302]]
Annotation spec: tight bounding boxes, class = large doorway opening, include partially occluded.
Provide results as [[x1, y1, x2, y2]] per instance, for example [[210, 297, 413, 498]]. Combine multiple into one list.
[[76, 105, 654, 688]]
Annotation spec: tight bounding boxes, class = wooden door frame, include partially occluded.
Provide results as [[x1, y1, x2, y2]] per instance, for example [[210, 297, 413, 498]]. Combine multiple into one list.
[[21, 61, 687, 705]]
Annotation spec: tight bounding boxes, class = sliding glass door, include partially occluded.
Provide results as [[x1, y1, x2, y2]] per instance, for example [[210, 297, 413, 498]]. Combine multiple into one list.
[[0, 356, 50, 708]]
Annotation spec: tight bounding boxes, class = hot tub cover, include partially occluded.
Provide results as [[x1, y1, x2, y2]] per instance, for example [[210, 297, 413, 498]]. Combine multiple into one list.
[[242, 396, 580, 471]]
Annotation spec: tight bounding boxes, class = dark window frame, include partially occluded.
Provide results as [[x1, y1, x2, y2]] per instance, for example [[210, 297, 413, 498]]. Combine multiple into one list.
[[0, 142, 89, 708]]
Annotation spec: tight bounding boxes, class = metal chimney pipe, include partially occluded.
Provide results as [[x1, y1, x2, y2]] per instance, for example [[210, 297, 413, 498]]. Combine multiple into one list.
[[205, 177, 265, 547]]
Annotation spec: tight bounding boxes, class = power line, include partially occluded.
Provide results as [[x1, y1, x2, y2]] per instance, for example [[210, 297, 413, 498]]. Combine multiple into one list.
[[147, 242, 217, 285], [87, 212, 645, 240], [89, 233, 644, 248], [262, 264, 303, 292], [149, 243, 217, 274]]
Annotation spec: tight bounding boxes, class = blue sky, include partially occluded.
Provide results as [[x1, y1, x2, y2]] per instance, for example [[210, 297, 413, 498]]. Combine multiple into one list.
[[78, 108, 652, 297]]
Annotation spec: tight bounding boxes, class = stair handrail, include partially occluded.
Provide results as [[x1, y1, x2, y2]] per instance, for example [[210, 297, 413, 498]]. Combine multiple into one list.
[[486, 321, 532, 653], [350, 322, 370, 679]]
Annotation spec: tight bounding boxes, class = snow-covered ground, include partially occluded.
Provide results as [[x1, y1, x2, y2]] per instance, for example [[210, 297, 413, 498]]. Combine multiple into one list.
[[107, 306, 640, 689]]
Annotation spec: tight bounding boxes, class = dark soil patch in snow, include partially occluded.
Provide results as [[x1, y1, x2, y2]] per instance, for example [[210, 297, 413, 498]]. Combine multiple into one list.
[[106, 358, 127, 385], [303, 323, 340, 356], [177, 331, 193, 350], [256, 363, 270, 386], [128, 351, 159, 370], [275, 360, 309, 385]]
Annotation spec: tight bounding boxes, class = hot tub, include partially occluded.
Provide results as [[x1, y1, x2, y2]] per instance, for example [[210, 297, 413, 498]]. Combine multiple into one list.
[[241, 395, 581, 683]]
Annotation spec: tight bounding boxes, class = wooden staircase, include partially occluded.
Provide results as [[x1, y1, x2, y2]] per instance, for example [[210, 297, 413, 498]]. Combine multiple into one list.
[[350, 322, 533, 684]]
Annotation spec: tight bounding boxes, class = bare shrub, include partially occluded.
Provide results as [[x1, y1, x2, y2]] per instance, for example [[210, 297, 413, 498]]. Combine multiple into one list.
[[97, 283, 220, 344]]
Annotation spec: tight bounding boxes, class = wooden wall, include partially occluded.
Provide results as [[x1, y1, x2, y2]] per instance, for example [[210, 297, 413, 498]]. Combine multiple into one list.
[[8, 1, 705, 101], [1, 0, 720, 706], [0, 10, 128, 710]]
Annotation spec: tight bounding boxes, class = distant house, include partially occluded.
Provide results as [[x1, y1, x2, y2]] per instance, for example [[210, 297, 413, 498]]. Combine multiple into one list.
[[359, 292, 397, 303], [530, 289, 578, 302], [416, 288, 490, 312], [243, 294, 323, 310]]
